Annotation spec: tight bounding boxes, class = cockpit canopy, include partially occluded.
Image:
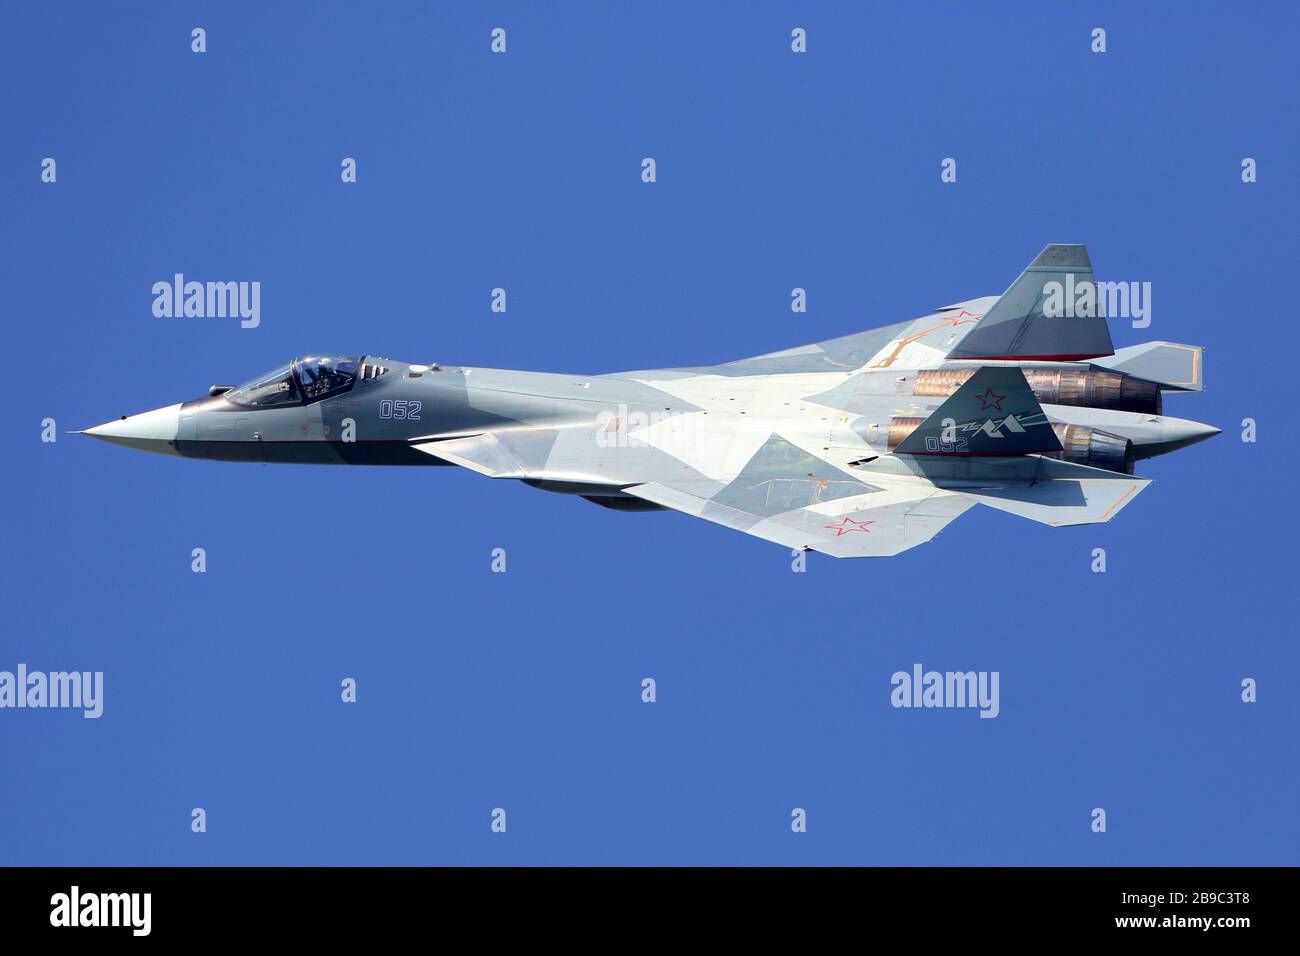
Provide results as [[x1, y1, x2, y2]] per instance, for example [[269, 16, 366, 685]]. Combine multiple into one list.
[[226, 354, 362, 407]]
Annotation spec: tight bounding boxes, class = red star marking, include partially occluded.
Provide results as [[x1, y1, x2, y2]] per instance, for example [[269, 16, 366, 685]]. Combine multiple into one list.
[[824, 516, 875, 536], [974, 387, 1005, 411]]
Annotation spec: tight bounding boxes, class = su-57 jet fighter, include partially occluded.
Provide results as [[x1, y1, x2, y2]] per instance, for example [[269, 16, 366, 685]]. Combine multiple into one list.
[[80, 245, 1218, 557]]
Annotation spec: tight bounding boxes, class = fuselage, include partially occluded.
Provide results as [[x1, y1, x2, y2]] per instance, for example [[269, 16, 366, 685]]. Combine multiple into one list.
[[82, 352, 1219, 484]]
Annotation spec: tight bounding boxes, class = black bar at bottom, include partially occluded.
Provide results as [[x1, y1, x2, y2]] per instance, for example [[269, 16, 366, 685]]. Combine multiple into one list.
[[0, 866, 1283, 940]]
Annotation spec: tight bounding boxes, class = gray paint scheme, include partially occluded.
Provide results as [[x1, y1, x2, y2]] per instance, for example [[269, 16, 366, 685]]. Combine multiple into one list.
[[80, 246, 1220, 558]]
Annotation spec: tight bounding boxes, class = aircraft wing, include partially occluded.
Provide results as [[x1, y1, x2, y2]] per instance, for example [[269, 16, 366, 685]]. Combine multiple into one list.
[[711, 299, 998, 375], [708, 243, 1113, 374], [412, 420, 974, 556], [622, 477, 974, 558], [617, 363, 1148, 550]]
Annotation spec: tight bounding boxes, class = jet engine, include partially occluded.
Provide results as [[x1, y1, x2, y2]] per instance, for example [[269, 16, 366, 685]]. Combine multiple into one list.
[[884, 417, 1133, 474], [1042, 423, 1134, 474], [914, 367, 1161, 415]]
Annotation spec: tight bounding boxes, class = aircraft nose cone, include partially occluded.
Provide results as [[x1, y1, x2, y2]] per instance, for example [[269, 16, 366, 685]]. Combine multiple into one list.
[[1161, 418, 1221, 451], [81, 404, 183, 456], [1128, 416, 1221, 459]]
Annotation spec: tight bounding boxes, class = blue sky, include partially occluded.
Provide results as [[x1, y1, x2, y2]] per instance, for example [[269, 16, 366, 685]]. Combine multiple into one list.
[[1, 2, 1296, 865]]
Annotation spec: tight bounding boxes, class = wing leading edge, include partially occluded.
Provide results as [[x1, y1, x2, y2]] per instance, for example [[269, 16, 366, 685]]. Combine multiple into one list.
[[710, 243, 1114, 374]]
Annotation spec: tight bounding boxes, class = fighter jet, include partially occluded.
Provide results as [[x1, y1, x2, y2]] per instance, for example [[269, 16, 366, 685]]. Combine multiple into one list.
[[80, 245, 1218, 557]]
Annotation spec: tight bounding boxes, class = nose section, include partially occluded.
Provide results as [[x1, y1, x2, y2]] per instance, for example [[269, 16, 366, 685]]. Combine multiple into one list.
[[81, 404, 183, 456], [1130, 416, 1221, 459]]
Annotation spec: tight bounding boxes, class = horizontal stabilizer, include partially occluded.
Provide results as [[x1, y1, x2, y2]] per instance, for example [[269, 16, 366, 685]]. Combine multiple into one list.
[[958, 460, 1150, 526], [1091, 341, 1204, 392], [895, 366, 1062, 456], [948, 244, 1115, 361]]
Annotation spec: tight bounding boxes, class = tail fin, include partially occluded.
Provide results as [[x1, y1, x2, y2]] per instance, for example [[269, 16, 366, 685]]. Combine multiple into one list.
[[894, 366, 1063, 456], [948, 244, 1114, 361]]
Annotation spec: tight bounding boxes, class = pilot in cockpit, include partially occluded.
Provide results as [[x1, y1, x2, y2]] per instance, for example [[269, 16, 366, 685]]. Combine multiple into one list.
[[299, 356, 344, 399]]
